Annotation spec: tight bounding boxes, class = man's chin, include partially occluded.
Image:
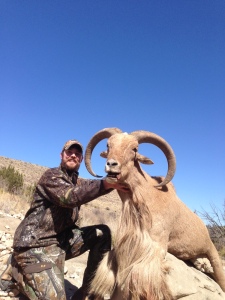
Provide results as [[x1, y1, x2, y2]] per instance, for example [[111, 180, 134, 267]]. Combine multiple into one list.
[[67, 166, 77, 171], [65, 162, 77, 171]]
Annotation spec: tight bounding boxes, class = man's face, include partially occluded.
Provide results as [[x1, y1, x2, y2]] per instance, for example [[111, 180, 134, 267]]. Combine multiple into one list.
[[60, 146, 83, 171]]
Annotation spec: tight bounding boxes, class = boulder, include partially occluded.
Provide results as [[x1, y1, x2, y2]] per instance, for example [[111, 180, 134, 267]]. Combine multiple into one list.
[[166, 253, 225, 300]]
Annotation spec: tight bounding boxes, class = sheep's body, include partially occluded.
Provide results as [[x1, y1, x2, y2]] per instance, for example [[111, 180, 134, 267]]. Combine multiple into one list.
[[140, 177, 215, 260], [84, 128, 225, 300]]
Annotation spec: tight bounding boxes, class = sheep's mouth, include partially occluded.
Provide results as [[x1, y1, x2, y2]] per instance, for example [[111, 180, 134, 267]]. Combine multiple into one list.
[[106, 172, 120, 183]]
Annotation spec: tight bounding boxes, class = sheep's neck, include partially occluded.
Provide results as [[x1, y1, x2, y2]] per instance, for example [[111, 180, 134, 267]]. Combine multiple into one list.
[[115, 189, 153, 253]]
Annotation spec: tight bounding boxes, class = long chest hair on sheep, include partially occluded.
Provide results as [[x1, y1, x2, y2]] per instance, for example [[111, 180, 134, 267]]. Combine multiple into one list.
[[89, 188, 172, 300]]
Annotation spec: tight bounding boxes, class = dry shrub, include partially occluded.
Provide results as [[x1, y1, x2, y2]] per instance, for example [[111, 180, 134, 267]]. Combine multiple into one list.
[[198, 201, 225, 258]]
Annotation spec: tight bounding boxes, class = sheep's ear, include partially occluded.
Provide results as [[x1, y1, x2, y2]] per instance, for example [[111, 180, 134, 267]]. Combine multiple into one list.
[[100, 151, 107, 158], [136, 153, 154, 165]]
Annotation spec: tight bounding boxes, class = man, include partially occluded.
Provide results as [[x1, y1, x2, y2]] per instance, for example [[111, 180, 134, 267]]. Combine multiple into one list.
[[0, 139, 129, 300]]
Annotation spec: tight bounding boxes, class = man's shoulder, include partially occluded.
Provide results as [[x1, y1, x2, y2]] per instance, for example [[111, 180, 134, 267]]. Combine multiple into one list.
[[39, 166, 62, 181], [43, 166, 60, 175]]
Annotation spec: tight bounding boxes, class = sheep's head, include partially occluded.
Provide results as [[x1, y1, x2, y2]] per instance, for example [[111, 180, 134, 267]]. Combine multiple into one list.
[[99, 133, 154, 184], [84, 127, 176, 187]]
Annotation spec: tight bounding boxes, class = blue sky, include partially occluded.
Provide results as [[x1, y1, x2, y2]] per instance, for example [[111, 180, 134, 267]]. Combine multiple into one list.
[[1, 1, 225, 214]]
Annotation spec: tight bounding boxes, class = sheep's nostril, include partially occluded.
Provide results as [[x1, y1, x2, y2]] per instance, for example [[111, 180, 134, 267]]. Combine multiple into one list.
[[107, 159, 118, 167]]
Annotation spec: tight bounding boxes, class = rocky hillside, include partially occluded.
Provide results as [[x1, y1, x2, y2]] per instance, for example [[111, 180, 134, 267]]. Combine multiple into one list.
[[0, 156, 48, 186]]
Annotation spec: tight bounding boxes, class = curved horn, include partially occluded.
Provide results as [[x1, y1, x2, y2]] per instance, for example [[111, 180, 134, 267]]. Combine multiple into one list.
[[131, 130, 176, 187], [85, 127, 123, 177]]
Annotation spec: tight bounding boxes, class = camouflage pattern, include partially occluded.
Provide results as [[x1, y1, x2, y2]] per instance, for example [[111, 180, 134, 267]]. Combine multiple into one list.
[[12, 245, 66, 300], [10, 164, 112, 299], [13, 165, 109, 249], [12, 225, 111, 300], [62, 139, 83, 152]]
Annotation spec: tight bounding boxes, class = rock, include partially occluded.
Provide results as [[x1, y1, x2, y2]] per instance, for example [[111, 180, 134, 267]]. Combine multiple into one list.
[[0, 244, 7, 251], [0, 249, 11, 256], [8, 289, 20, 297], [1, 254, 10, 265], [0, 291, 8, 297], [12, 214, 24, 220], [1, 235, 6, 242], [68, 272, 80, 279], [4, 239, 13, 249], [166, 253, 225, 299], [4, 234, 12, 240]]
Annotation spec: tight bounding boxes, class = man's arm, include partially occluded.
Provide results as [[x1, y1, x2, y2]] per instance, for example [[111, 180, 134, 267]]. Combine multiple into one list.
[[36, 168, 128, 208]]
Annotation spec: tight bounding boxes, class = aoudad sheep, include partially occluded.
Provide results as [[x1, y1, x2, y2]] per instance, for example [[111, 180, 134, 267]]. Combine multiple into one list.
[[84, 127, 225, 300]]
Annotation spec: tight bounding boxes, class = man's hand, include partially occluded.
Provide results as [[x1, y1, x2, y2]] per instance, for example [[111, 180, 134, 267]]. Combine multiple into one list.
[[103, 179, 130, 192]]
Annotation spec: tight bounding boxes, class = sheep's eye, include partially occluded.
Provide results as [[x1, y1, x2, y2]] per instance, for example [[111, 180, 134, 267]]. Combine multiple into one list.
[[133, 148, 137, 152]]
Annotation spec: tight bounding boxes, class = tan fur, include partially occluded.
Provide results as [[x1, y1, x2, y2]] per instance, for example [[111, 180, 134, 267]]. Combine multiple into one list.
[[90, 192, 173, 299], [90, 250, 117, 297], [88, 133, 225, 299]]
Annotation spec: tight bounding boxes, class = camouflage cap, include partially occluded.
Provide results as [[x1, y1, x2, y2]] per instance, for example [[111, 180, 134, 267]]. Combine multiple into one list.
[[62, 140, 83, 153]]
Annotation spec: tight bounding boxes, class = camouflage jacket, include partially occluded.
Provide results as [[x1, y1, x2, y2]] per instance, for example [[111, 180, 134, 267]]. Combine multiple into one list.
[[13, 165, 110, 249]]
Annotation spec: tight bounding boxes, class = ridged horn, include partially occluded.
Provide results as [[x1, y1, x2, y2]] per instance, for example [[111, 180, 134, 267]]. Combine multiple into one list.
[[85, 127, 123, 177], [131, 130, 176, 187]]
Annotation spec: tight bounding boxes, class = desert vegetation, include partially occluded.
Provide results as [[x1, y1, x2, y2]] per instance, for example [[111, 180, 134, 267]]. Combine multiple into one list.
[[198, 202, 225, 258], [0, 159, 36, 213]]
